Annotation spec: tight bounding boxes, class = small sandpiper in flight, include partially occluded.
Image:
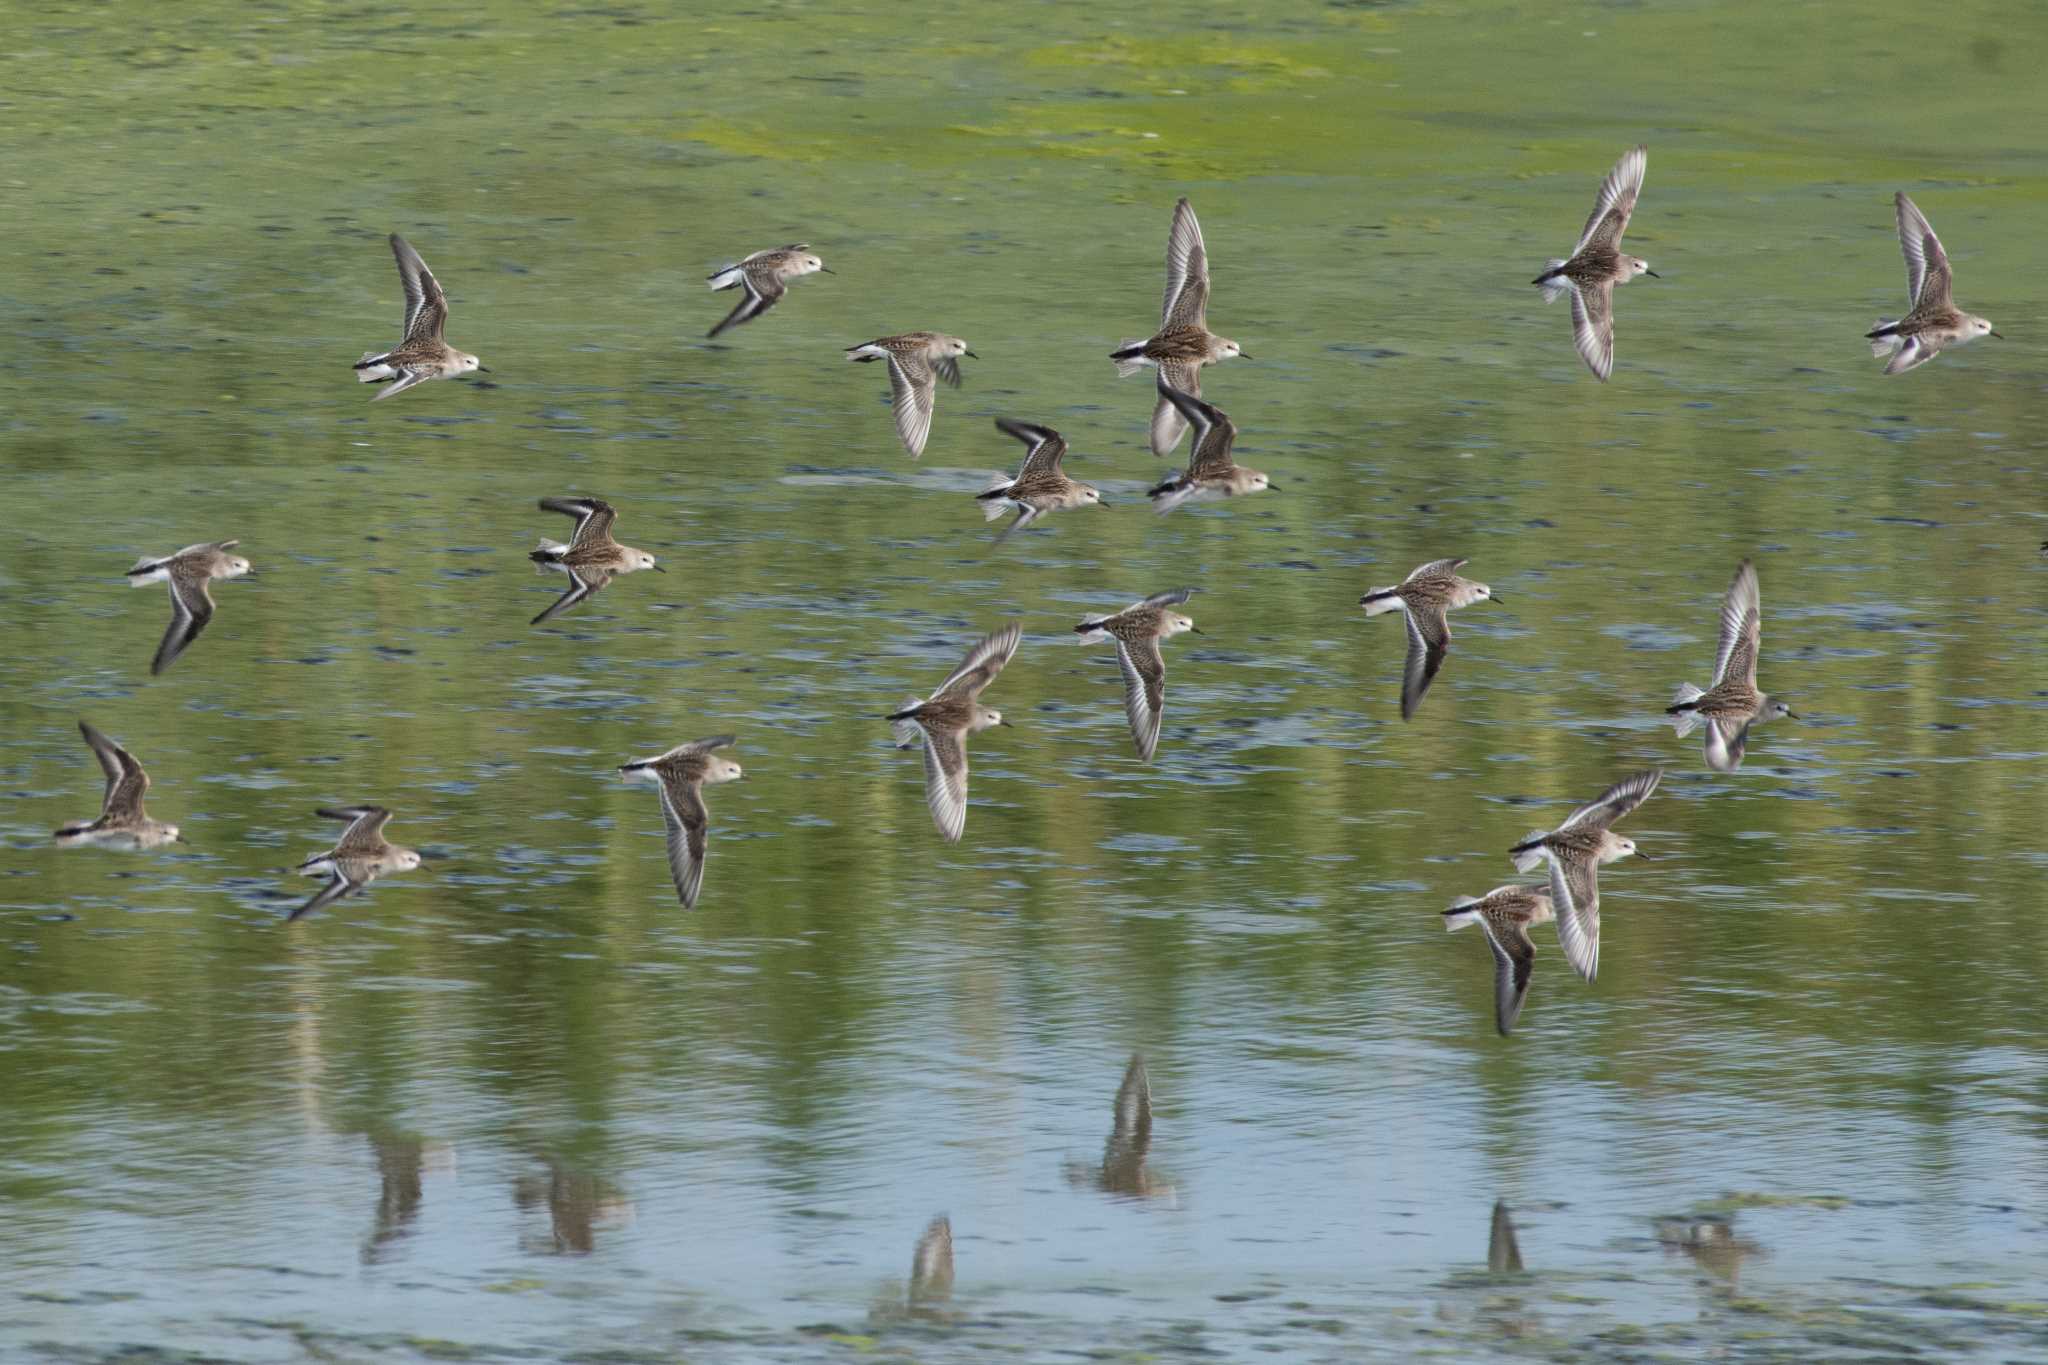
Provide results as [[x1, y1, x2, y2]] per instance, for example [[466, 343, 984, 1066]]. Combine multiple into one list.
[[1532, 145, 1657, 381], [1867, 193, 2001, 374], [1111, 198, 1248, 457], [353, 233, 488, 400]]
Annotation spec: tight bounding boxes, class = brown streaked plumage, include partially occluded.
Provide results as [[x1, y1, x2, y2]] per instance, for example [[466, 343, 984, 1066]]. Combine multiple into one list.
[[1110, 198, 1249, 457], [1443, 884, 1555, 1036], [1358, 558, 1497, 720], [54, 721, 181, 848], [1507, 769, 1662, 984], [1146, 376, 1272, 512], [887, 622, 1020, 842], [846, 332, 976, 458], [1531, 145, 1656, 381], [1867, 193, 2000, 374], [975, 419, 1103, 541], [527, 496, 663, 626], [352, 234, 487, 400], [706, 244, 830, 339], [125, 539, 252, 676], [619, 735, 743, 909], [1667, 559, 1796, 772], [289, 806, 421, 922], [1075, 588, 1198, 761]]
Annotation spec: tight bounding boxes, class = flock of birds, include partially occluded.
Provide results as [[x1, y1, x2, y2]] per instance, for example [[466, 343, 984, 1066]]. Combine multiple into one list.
[[47, 144, 2002, 1034]]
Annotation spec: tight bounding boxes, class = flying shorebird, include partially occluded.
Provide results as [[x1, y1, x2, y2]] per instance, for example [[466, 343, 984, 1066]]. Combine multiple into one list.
[[887, 622, 1020, 842], [1146, 376, 1272, 513], [976, 419, 1103, 541], [1508, 769, 1662, 984], [618, 735, 743, 909], [846, 332, 976, 458], [125, 539, 251, 676], [1358, 558, 1497, 720], [527, 496, 663, 626], [289, 806, 421, 922], [1667, 559, 1796, 772], [1532, 145, 1657, 381], [1075, 588, 1198, 761], [54, 720, 182, 848], [1443, 884, 1555, 1036], [353, 233, 488, 400], [1867, 193, 2001, 375], [706, 244, 830, 339], [1110, 198, 1249, 457]]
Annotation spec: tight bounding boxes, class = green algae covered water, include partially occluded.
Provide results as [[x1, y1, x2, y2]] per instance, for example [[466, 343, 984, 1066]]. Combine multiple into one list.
[[3, 1, 2048, 1359]]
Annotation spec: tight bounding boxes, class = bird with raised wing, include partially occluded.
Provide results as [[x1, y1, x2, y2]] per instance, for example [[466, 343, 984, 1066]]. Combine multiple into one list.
[[289, 806, 421, 922], [527, 496, 663, 626], [976, 419, 1102, 541], [1146, 376, 1272, 512], [1867, 193, 2000, 374], [353, 233, 488, 400], [1531, 146, 1657, 381], [1110, 198, 1249, 456], [54, 721, 181, 848], [1667, 559, 1795, 772]]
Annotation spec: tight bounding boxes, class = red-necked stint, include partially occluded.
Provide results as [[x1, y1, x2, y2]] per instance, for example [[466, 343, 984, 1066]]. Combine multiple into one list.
[[289, 806, 421, 922], [1668, 559, 1797, 773], [847, 332, 976, 458], [1532, 145, 1656, 381], [619, 736, 743, 909], [976, 419, 1102, 541], [1110, 198, 1248, 457], [1075, 588, 1198, 761], [54, 721, 181, 849], [1147, 376, 1272, 512], [1443, 884, 1555, 1036], [707, 244, 830, 339], [353, 234, 488, 400], [888, 622, 1020, 842], [1868, 193, 2000, 374], [527, 496, 663, 626], [126, 539, 251, 676], [1508, 769, 1662, 983], [1359, 558, 1497, 721]]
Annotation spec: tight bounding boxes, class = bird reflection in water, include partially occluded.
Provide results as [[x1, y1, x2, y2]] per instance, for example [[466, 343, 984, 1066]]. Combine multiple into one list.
[[512, 1158, 635, 1255], [361, 1131, 454, 1265], [870, 1214, 956, 1327], [1063, 1053, 1176, 1203], [1656, 1214, 1764, 1292], [1487, 1200, 1525, 1275]]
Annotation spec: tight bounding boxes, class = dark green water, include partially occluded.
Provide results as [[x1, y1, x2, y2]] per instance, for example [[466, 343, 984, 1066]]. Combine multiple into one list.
[[5, 1, 2048, 1360]]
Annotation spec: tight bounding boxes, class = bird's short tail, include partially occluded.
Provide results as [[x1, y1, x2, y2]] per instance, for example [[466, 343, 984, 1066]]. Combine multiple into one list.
[[707, 265, 744, 291], [1533, 260, 1570, 303], [1074, 617, 1110, 638], [1110, 340, 1149, 378], [846, 343, 885, 363], [1867, 319, 1903, 357], [529, 538, 569, 565], [1667, 682, 1705, 736], [1443, 897, 1483, 932], [977, 477, 1015, 520], [354, 351, 396, 382], [1359, 588, 1402, 617], [54, 821, 94, 840], [126, 556, 167, 582], [888, 697, 925, 748], [1508, 836, 1549, 874]]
